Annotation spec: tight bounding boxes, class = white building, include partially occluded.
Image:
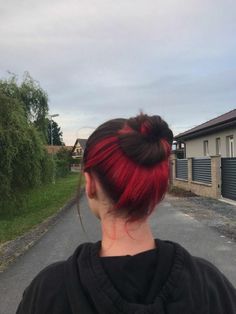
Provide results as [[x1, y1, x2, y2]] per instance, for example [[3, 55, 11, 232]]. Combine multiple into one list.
[[175, 109, 236, 158]]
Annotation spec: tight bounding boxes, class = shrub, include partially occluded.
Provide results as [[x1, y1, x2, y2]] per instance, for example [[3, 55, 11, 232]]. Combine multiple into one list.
[[55, 147, 71, 178]]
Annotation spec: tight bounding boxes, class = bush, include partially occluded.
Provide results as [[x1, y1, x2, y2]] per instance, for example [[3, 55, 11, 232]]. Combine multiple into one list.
[[55, 147, 71, 178], [55, 159, 70, 177], [70, 156, 82, 165], [41, 151, 55, 184]]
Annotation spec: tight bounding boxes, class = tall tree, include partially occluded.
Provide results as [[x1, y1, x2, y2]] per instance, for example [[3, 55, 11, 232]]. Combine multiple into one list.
[[0, 91, 53, 211], [47, 119, 64, 145], [0, 72, 49, 142]]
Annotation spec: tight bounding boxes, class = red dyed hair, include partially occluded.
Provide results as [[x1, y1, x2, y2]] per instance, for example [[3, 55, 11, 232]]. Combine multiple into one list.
[[83, 114, 173, 222]]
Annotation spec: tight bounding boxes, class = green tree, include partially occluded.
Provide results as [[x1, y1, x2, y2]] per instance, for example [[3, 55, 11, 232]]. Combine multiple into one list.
[[0, 91, 53, 213], [47, 119, 64, 146], [0, 93, 26, 199], [0, 72, 49, 142]]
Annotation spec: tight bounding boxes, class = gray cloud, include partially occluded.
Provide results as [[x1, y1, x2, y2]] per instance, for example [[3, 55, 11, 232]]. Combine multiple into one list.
[[0, 0, 236, 144]]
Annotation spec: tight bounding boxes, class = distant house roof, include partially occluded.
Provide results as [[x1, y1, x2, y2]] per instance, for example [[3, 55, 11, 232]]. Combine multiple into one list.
[[175, 109, 236, 141], [72, 138, 87, 152], [45, 145, 73, 154]]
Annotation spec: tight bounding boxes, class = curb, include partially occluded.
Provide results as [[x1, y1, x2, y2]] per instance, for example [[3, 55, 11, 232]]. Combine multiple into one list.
[[0, 193, 83, 272]]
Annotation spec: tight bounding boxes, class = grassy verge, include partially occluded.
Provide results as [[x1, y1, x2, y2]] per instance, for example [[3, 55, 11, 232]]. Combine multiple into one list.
[[0, 173, 82, 244]]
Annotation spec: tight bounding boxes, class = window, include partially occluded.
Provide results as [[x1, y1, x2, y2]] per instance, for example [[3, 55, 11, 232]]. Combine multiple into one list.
[[216, 138, 221, 155], [75, 147, 83, 156], [203, 140, 209, 156], [227, 135, 234, 157]]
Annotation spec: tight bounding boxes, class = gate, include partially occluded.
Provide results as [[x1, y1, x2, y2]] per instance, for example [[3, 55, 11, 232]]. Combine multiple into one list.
[[221, 158, 236, 201]]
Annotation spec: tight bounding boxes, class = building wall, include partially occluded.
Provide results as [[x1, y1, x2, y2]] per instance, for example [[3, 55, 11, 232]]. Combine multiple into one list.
[[185, 127, 236, 157]]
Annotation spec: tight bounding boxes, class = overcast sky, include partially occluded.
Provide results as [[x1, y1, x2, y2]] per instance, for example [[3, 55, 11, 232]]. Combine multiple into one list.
[[1, 0, 236, 144]]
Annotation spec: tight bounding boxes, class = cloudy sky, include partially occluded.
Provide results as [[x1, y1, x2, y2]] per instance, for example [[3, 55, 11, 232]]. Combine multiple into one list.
[[1, 0, 236, 144]]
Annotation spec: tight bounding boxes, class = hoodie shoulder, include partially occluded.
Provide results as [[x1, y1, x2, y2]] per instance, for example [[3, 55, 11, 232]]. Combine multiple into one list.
[[161, 241, 236, 314], [193, 256, 236, 313], [16, 261, 71, 314], [16, 242, 96, 314], [173, 245, 236, 314]]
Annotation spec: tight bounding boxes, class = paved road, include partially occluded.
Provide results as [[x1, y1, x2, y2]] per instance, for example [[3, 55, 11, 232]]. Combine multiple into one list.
[[0, 194, 236, 314]]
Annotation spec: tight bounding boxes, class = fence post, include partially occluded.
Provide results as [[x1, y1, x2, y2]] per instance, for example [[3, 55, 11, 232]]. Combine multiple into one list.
[[211, 155, 221, 198], [169, 153, 176, 184], [187, 158, 192, 189]]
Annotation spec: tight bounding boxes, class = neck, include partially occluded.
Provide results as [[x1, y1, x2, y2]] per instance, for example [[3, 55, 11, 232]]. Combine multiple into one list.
[[100, 215, 155, 257]]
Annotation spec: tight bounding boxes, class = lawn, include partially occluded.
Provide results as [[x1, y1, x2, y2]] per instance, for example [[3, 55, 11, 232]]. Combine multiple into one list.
[[0, 173, 83, 244]]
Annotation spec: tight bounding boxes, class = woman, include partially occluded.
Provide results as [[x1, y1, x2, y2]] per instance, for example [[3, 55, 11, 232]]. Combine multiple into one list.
[[17, 113, 236, 314]]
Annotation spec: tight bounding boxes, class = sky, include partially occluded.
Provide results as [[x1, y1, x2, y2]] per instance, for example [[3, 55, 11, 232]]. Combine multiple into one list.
[[1, 0, 236, 145]]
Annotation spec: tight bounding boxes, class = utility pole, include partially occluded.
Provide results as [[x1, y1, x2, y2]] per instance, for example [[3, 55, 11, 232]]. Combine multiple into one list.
[[48, 114, 59, 183]]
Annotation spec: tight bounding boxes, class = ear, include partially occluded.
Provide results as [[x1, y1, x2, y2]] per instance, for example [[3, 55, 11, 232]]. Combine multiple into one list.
[[84, 172, 96, 199]]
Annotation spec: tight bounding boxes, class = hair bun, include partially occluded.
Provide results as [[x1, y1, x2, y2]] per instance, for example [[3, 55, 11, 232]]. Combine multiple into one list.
[[118, 114, 173, 166]]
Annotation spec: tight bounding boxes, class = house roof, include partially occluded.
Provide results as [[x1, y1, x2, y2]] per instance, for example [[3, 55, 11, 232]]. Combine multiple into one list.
[[175, 109, 236, 141], [45, 145, 73, 154], [72, 138, 87, 152]]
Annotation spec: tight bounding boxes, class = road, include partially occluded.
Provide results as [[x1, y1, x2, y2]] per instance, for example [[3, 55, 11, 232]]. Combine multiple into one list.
[[0, 194, 236, 314]]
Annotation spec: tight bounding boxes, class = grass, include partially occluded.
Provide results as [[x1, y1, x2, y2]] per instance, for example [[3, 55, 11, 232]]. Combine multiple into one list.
[[0, 173, 82, 244]]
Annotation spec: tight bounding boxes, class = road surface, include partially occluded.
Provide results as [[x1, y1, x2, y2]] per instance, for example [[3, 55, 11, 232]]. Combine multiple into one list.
[[0, 194, 235, 314]]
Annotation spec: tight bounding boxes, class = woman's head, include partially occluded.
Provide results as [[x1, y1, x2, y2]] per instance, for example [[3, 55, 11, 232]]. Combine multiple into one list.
[[83, 113, 173, 222]]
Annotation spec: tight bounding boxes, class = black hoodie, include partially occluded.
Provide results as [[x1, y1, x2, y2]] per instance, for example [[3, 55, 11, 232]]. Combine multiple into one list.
[[16, 239, 236, 314]]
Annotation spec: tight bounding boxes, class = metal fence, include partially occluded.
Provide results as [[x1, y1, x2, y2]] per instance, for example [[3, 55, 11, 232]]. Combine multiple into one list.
[[221, 158, 236, 201], [192, 158, 211, 184], [176, 159, 188, 180]]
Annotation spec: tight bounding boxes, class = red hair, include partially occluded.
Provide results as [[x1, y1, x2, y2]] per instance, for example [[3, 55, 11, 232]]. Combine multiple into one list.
[[83, 115, 173, 222]]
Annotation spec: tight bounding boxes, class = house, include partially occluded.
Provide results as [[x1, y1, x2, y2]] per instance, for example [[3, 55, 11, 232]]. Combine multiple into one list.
[[174, 109, 236, 158], [71, 138, 87, 159]]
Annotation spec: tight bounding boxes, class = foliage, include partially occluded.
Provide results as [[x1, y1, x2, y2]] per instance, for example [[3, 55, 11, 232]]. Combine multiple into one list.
[[0, 72, 68, 216], [56, 146, 71, 161], [47, 118, 64, 145], [0, 72, 49, 142], [55, 147, 71, 177], [71, 156, 82, 165], [0, 93, 28, 198], [0, 92, 53, 214], [40, 151, 55, 184], [55, 159, 69, 177]]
